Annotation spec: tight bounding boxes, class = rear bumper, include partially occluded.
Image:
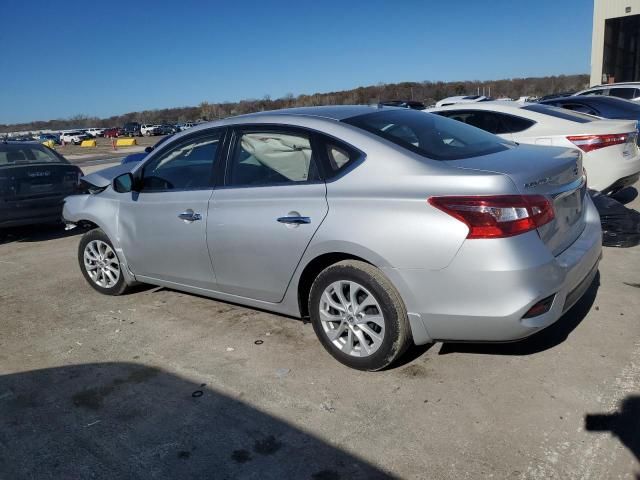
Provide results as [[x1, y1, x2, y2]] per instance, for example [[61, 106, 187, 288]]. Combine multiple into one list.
[[589, 150, 640, 192], [384, 196, 603, 344], [0, 197, 65, 228]]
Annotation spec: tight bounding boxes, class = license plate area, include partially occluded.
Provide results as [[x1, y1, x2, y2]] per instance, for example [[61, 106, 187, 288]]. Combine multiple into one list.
[[553, 180, 586, 228]]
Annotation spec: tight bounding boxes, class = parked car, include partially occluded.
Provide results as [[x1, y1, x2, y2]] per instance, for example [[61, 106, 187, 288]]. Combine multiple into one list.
[[157, 124, 177, 135], [64, 106, 602, 370], [60, 131, 90, 145], [428, 102, 640, 194], [574, 82, 640, 102], [103, 127, 122, 138], [9, 135, 35, 141], [178, 122, 196, 131], [86, 128, 105, 138], [538, 95, 640, 122], [122, 122, 142, 137], [141, 124, 162, 136], [120, 135, 174, 164], [435, 95, 491, 107], [380, 100, 426, 110], [38, 133, 60, 144], [1, 141, 82, 227]]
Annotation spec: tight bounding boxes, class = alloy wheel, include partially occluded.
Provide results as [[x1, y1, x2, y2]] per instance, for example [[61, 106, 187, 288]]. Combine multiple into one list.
[[83, 240, 121, 289], [319, 280, 385, 357]]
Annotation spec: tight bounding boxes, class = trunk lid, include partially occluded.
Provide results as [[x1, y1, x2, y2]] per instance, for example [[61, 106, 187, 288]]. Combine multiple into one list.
[[0, 163, 81, 201], [450, 143, 586, 256]]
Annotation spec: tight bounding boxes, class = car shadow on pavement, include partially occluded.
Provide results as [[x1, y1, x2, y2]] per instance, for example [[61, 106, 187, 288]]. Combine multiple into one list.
[[0, 362, 393, 480], [585, 395, 640, 474], [437, 272, 600, 356], [0, 224, 81, 246]]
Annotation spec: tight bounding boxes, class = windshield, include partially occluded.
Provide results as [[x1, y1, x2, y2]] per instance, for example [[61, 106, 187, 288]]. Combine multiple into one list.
[[343, 109, 509, 160], [0, 143, 69, 166], [522, 104, 594, 123]]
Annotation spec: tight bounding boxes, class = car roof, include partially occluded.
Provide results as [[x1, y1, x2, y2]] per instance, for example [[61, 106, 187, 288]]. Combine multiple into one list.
[[589, 82, 640, 88], [544, 96, 628, 105], [429, 100, 526, 112], [233, 105, 395, 121]]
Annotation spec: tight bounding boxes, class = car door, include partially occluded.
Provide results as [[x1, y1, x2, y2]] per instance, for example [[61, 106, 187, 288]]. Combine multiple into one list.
[[207, 126, 328, 303], [117, 128, 225, 289]]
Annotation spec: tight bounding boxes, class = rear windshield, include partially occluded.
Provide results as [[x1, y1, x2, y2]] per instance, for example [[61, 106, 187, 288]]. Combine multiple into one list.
[[343, 109, 508, 160], [522, 104, 594, 123], [0, 143, 68, 166]]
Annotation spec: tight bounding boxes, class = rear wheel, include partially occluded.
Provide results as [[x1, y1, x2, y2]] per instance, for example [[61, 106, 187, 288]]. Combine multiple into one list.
[[309, 260, 411, 371], [78, 229, 131, 295]]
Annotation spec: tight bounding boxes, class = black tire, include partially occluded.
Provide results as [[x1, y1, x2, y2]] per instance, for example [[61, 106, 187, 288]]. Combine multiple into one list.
[[309, 260, 411, 371], [78, 228, 131, 296]]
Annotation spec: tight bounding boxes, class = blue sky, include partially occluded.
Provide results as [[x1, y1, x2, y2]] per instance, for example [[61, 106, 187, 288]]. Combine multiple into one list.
[[0, 0, 593, 124]]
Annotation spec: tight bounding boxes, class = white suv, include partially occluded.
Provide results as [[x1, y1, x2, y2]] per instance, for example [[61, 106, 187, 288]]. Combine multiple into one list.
[[574, 83, 640, 102], [141, 124, 161, 136], [86, 128, 104, 137], [60, 131, 89, 145]]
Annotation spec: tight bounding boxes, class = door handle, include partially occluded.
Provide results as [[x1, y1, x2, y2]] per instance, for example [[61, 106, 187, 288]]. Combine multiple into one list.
[[277, 216, 311, 225], [178, 209, 202, 222]]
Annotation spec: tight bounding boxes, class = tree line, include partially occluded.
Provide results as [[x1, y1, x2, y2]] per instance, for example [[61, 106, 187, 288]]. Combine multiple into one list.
[[1, 74, 589, 133]]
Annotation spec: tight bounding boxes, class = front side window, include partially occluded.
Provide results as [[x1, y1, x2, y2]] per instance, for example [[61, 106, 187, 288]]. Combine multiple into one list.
[[227, 130, 320, 187], [141, 131, 222, 191], [344, 109, 508, 160], [609, 87, 640, 100]]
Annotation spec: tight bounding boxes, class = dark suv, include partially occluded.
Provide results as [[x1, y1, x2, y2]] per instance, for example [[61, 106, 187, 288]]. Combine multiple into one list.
[[122, 122, 142, 137]]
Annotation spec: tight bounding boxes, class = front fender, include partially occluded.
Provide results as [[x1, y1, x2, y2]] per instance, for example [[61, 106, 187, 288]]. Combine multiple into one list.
[[63, 194, 136, 285]]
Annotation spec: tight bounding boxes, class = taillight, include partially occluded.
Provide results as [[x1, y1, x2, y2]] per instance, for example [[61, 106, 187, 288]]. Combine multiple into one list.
[[567, 132, 632, 153], [428, 195, 555, 239]]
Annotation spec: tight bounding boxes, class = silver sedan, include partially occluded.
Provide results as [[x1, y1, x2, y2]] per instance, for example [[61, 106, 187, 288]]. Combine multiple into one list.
[[63, 106, 602, 370]]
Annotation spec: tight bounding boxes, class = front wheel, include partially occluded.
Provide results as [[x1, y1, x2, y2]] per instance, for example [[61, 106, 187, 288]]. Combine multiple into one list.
[[78, 229, 131, 295], [309, 260, 411, 371]]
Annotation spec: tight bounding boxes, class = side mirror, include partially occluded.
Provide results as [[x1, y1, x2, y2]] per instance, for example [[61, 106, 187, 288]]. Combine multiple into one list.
[[113, 172, 134, 193], [144, 146, 153, 153]]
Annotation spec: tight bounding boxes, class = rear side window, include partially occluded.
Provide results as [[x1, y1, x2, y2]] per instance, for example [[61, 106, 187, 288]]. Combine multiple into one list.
[[500, 113, 535, 133], [227, 130, 321, 187], [343, 109, 508, 160], [435, 110, 534, 134], [323, 140, 361, 178], [609, 87, 640, 100], [521, 104, 594, 123], [0, 144, 67, 165], [559, 103, 599, 116]]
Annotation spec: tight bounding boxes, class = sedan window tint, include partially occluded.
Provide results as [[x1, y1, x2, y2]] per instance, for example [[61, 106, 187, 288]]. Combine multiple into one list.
[[344, 109, 507, 160], [560, 103, 599, 116], [141, 132, 221, 191], [521, 104, 594, 123], [498, 113, 536, 133], [433, 110, 533, 135], [609, 87, 640, 100], [227, 131, 320, 187]]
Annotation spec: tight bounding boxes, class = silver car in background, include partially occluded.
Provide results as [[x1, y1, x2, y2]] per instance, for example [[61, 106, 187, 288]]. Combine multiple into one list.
[[63, 106, 602, 370]]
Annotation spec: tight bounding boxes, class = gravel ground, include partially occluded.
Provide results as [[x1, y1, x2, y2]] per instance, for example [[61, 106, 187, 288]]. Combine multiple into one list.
[[0, 183, 638, 479]]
